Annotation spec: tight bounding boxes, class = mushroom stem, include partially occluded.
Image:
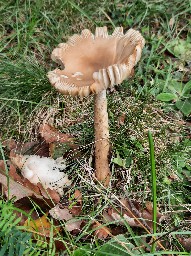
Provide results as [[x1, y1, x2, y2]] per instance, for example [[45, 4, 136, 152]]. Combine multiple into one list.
[[94, 89, 111, 186]]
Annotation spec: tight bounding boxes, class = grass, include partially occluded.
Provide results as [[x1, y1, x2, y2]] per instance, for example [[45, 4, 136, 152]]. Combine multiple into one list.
[[0, 0, 191, 255], [148, 131, 157, 253]]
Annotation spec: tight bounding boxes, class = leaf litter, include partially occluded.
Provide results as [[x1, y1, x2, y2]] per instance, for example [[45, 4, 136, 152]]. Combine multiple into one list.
[[1, 94, 190, 253]]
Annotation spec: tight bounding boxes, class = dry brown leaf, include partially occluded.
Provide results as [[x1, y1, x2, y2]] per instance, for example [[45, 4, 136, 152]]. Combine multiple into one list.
[[169, 17, 175, 29], [24, 210, 66, 252], [40, 186, 60, 203], [2, 139, 17, 151], [0, 170, 42, 201], [0, 161, 40, 200], [54, 240, 67, 252], [106, 207, 141, 227], [10, 153, 25, 169], [49, 205, 73, 221], [25, 214, 60, 237], [178, 237, 191, 251], [65, 219, 82, 232], [110, 225, 127, 236], [105, 198, 164, 230], [49, 204, 83, 232], [9, 141, 39, 157], [7, 138, 50, 158], [14, 199, 39, 226], [49, 190, 83, 233], [92, 221, 111, 239], [39, 123, 77, 159], [28, 140, 50, 157], [9, 163, 24, 183], [39, 124, 73, 144]]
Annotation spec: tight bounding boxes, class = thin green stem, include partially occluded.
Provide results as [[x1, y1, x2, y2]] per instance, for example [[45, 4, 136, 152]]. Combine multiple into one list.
[[148, 131, 157, 253]]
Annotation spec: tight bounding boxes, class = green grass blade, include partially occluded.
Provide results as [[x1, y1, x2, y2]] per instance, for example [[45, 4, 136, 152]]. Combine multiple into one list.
[[68, 1, 98, 26], [148, 131, 157, 253]]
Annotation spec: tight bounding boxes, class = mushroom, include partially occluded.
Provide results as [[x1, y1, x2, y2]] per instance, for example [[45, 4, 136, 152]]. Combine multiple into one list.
[[48, 27, 145, 187]]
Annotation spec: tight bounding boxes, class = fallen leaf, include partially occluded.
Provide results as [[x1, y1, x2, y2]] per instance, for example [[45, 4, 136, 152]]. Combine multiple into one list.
[[178, 237, 191, 251], [169, 17, 175, 29], [39, 124, 73, 144], [10, 141, 39, 157], [110, 226, 127, 236], [0, 170, 42, 201], [49, 205, 73, 221], [25, 214, 60, 237], [14, 199, 39, 225], [8, 159, 60, 202], [54, 240, 67, 252], [103, 209, 114, 223], [30, 140, 50, 157], [104, 198, 164, 230], [65, 219, 82, 232], [7, 138, 50, 158], [8, 162, 24, 183], [39, 124, 79, 159], [107, 207, 142, 227], [40, 186, 60, 203], [2, 139, 17, 150], [49, 204, 83, 233], [92, 221, 111, 239]]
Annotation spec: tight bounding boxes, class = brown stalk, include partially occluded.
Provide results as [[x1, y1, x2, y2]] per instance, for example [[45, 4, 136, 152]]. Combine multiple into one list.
[[94, 90, 110, 186]]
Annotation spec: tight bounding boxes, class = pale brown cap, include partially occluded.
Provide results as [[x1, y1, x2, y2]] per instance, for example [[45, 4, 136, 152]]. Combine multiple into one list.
[[48, 27, 145, 97]]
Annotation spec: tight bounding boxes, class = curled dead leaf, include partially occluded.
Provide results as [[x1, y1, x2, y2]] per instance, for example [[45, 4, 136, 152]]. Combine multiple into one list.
[[92, 221, 111, 239], [104, 198, 165, 230]]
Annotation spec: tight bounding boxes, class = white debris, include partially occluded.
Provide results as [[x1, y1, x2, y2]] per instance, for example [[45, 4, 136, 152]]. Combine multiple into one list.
[[20, 155, 71, 195]]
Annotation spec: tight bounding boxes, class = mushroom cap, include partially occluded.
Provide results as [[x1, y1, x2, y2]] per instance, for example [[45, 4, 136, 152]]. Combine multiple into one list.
[[48, 27, 145, 97]]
